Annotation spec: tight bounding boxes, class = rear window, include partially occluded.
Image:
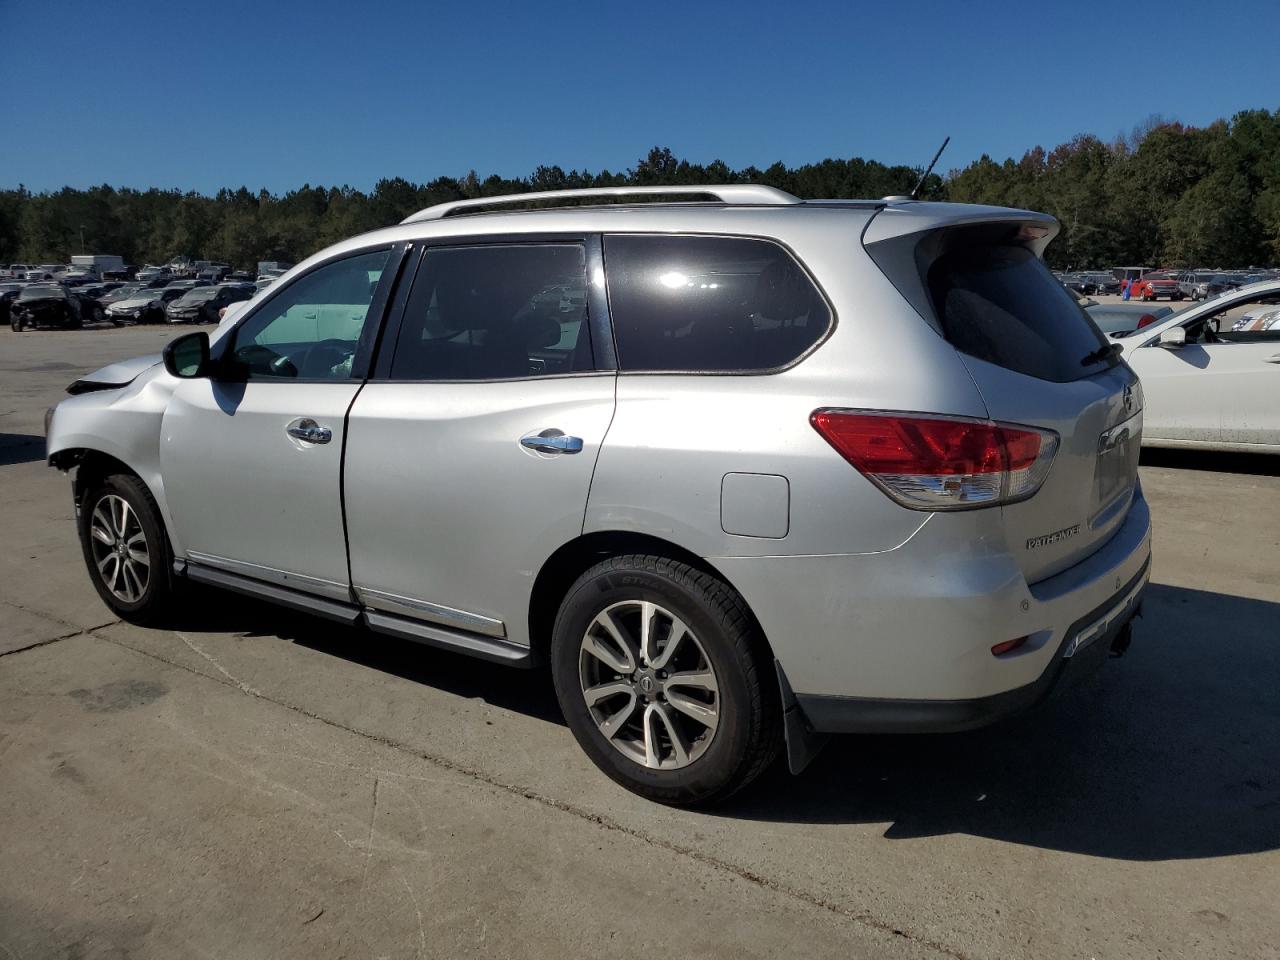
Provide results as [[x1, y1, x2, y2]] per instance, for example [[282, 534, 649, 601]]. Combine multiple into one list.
[[927, 244, 1113, 383], [604, 235, 830, 372]]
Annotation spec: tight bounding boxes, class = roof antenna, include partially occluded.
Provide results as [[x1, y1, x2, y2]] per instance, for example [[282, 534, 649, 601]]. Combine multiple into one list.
[[910, 136, 950, 200]]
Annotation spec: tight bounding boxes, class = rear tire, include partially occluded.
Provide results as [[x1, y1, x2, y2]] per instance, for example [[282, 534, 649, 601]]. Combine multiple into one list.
[[550, 555, 781, 806], [9, 315, 21, 332], [78, 473, 174, 624]]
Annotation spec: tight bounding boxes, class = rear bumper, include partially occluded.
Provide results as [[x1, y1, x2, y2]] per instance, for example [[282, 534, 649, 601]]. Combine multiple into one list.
[[795, 558, 1146, 733], [715, 485, 1152, 729]]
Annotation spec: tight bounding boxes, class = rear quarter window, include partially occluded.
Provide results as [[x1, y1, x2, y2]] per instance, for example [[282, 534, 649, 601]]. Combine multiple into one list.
[[927, 244, 1113, 383], [604, 235, 830, 372]]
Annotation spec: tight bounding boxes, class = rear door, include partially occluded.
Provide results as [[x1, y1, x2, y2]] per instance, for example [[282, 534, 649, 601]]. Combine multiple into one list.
[[343, 238, 616, 648], [924, 239, 1141, 583]]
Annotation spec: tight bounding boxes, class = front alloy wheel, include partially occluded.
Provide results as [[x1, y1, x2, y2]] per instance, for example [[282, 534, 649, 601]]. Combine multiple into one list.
[[88, 494, 151, 603], [79, 473, 174, 622], [579, 600, 720, 769]]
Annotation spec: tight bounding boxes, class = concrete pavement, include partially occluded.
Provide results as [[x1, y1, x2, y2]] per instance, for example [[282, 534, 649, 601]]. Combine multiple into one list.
[[2, 325, 1278, 959]]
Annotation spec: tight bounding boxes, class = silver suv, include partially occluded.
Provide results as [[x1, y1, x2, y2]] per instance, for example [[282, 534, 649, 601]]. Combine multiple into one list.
[[47, 186, 1151, 805]]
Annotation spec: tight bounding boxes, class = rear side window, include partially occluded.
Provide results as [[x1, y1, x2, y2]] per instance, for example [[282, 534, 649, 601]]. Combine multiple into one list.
[[389, 243, 592, 381], [604, 235, 830, 372], [927, 244, 1113, 383]]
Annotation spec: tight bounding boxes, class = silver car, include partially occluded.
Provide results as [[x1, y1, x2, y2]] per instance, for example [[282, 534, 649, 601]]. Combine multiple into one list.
[[47, 186, 1152, 805]]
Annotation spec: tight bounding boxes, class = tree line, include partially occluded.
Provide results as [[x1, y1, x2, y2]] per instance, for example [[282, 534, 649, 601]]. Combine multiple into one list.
[[2, 108, 1277, 272]]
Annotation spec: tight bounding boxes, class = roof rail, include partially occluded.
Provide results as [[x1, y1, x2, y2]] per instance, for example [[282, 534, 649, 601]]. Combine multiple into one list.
[[401, 184, 800, 223]]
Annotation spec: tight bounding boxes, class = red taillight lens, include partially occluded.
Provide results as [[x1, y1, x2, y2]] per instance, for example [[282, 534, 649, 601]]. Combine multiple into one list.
[[810, 411, 1059, 510], [1136, 313, 1158, 329]]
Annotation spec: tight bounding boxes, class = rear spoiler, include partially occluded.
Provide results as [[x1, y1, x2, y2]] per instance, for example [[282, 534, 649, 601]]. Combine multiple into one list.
[[860, 204, 1061, 336]]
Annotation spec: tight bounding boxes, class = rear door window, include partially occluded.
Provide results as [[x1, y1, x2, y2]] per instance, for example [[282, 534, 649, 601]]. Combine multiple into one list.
[[388, 243, 593, 381], [604, 235, 830, 372], [927, 244, 1114, 383]]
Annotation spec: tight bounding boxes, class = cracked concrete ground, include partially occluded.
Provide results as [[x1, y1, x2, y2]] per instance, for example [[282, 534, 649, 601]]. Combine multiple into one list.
[[2, 326, 1279, 959]]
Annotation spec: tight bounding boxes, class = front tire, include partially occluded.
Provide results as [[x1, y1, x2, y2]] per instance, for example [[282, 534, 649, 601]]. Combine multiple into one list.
[[78, 474, 174, 623], [550, 555, 781, 806]]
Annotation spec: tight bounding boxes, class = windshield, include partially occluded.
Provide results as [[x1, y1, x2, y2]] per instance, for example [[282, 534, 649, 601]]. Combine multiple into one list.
[[18, 285, 65, 300], [178, 289, 218, 303]]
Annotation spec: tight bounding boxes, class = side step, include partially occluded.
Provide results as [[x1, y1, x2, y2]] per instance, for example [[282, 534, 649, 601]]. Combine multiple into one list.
[[182, 561, 361, 625], [178, 561, 532, 667]]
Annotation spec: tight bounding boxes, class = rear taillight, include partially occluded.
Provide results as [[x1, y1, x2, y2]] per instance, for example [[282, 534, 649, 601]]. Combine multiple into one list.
[[810, 410, 1059, 511]]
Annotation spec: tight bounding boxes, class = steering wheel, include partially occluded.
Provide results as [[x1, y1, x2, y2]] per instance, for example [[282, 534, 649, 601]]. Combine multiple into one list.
[[298, 338, 353, 378], [268, 354, 300, 378]]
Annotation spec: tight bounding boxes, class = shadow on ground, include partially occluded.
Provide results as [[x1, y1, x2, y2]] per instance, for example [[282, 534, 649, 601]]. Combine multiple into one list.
[[162, 586, 565, 726], [1141, 446, 1280, 476], [162, 577, 1279, 862], [722, 583, 1280, 861], [0, 433, 47, 466]]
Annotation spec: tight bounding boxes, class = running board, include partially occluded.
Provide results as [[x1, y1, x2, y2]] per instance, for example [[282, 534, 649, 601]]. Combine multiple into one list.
[[176, 561, 532, 666], [364, 611, 532, 667], [180, 561, 362, 625]]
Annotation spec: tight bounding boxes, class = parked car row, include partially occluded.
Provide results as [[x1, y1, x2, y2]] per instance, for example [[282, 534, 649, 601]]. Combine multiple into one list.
[[1055, 267, 1280, 302], [5, 277, 258, 331]]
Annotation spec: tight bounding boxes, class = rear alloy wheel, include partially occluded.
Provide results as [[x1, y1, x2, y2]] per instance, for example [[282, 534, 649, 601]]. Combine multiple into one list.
[[79, 474, 174, 622], [551, 555, 781, 805]]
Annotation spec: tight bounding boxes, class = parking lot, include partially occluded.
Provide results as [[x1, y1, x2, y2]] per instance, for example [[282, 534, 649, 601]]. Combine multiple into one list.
[[2, 325, 1278, 959]]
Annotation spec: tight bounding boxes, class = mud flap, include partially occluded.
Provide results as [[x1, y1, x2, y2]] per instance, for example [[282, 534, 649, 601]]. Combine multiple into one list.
[[775, 661, 829, 775]]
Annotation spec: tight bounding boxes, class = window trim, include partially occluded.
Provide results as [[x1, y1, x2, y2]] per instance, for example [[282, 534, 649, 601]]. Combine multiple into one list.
[[369, 233, 615, 384], [601, 231, 837, 377], [214, 242, 409, 384]]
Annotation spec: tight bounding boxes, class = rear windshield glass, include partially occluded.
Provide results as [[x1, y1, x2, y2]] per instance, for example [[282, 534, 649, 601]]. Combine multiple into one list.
[[927, 244, 1113, 383]]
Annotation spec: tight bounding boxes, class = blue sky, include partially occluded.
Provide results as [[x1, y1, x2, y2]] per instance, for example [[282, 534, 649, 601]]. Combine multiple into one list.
[[3, 0, 1276, 195]]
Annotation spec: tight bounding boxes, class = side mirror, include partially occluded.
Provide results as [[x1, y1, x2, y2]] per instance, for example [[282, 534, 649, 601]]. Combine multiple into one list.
[[163, 331, 211, 378], [1157, 327, 1186, 349]]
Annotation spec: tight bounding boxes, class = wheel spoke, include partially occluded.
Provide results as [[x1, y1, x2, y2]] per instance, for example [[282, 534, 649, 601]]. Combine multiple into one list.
[[586, 610, 638, 674], [642, 703, 662, 767], [650, 618, 690, 671], [665, 690, 718, 733], [651, 703, 690, 766], [663, 670, 716, 694], [90, 523, 114, 546], [583, 679, 633, 708], [126, 533, 150, 565], [639, 601, 658, 665], [598, 692, 639, 740], [120, 562, 141, 602], [91, 504, 114, 542]]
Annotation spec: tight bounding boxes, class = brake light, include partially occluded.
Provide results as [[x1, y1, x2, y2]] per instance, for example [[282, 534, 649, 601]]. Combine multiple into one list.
[[810, 411, 1059, 510]]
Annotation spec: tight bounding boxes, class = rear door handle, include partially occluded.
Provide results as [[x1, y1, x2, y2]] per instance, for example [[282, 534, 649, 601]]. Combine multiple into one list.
[[286, 418, 332, 444], [520, 432, 583, 454], [1266, 354, 1280, 364]]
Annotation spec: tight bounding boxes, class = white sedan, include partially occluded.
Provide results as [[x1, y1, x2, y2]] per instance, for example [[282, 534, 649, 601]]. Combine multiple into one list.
[[1116, 279, 1280, 453]]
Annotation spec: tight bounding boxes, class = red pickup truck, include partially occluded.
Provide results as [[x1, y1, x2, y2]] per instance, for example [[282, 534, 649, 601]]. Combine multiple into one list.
[[1131, 273, 1183, 301]]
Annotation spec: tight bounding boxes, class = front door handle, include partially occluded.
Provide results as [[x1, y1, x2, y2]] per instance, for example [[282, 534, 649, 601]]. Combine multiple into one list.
[[520, 432, 583, 454], [286, 418, 332, 444], [1265, 354, 1280, 365]]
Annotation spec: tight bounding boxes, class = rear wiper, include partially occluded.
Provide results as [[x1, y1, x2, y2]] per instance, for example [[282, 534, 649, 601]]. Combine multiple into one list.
[[1080, 342, 1123, 367]]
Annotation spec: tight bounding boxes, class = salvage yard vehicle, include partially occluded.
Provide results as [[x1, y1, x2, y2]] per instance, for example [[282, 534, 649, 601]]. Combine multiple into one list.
[[47, 186, 1151, 805], [164, 283, 254, 324], [104, 287, 185, 324], [10, 283, 102, 330], [1131, 272, 1183, 301], [1117, 279, 1280, 453]]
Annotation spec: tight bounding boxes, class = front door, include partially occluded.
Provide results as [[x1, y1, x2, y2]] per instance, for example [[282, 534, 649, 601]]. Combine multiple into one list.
[[344, 240, 615, 647], [160, 248, 396, 599]]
